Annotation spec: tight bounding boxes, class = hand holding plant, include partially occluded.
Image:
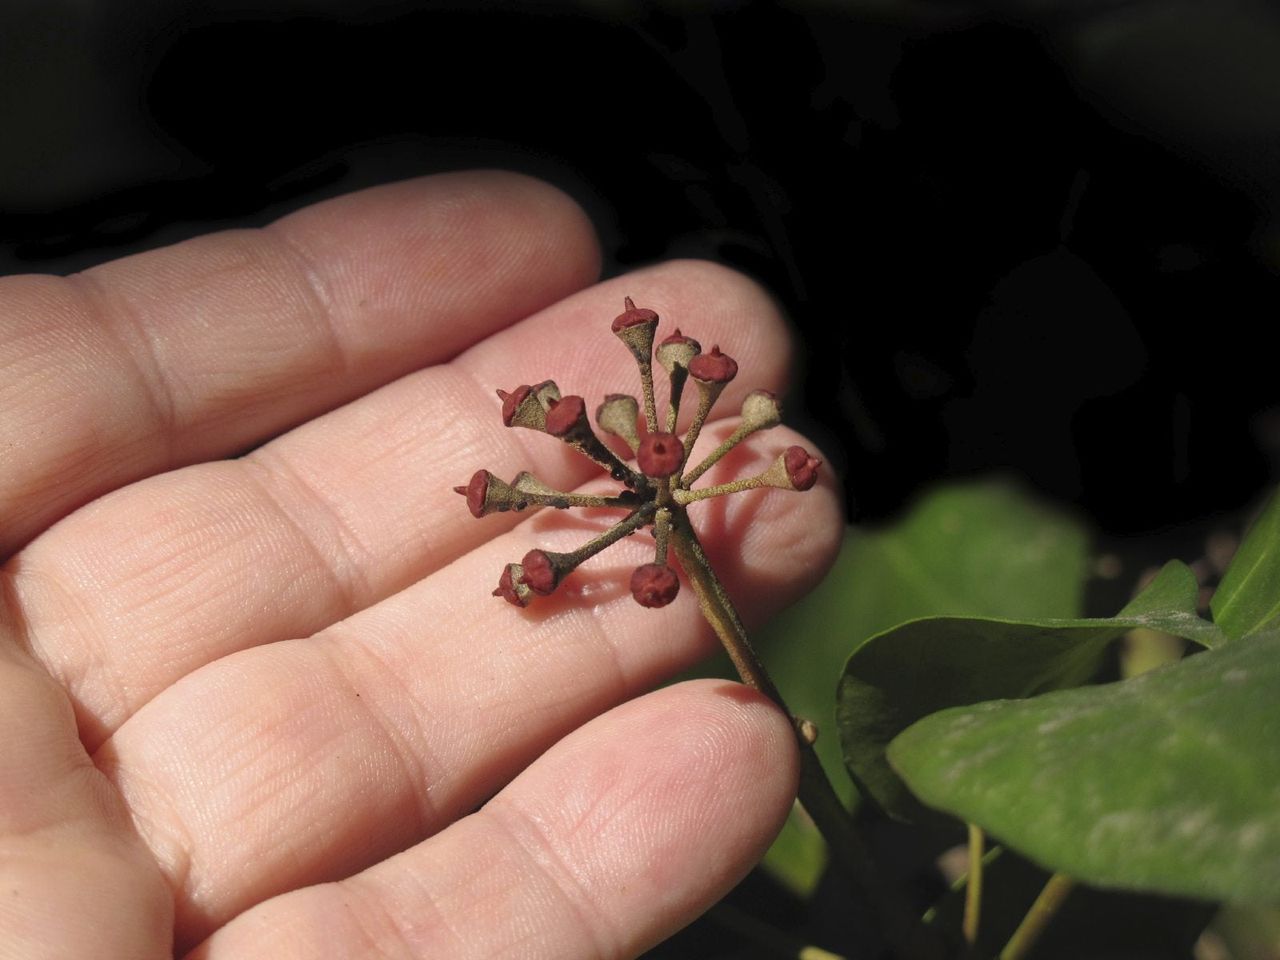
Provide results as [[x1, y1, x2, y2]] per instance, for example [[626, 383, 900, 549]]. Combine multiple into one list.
[[0, 173, 843, 958]]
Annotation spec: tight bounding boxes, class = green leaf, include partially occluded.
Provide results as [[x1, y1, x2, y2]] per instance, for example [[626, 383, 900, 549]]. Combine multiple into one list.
[[888, 629, 1280, 904], [837, 561, 1224, 820], [751, 480, 1088, 887], [1211, 489, 1280, 642], [827, 479, 1091, 628]]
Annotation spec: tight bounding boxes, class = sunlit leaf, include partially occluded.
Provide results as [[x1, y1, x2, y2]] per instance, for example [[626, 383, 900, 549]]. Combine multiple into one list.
[[889, 629, 1280, 903]]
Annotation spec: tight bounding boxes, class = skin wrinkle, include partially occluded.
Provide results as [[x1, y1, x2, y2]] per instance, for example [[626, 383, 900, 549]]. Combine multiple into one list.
[[62, 270, 178, 467], [241, 453, 372, 620], [10, 558, 134, 742], [358, 866, 479, 960], [93, 738, 196, 929], [316, 631, 443, 840], [261, 219, 340, 323]]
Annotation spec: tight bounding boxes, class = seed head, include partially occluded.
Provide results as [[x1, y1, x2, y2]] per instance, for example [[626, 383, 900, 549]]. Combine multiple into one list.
[[457, 295, 819, 610]]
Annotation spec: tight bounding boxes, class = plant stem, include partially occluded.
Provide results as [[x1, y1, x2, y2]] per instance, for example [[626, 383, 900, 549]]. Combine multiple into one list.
[[670, 511, 946, 960], [999, 873, 1074, 960], [963, 823, 985, 948], [638, 359, 658, 434]]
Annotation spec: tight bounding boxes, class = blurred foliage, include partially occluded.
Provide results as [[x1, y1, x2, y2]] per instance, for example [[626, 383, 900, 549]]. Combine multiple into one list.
[[889, 489, 1280, 905], [752, 478, 1088, 889]]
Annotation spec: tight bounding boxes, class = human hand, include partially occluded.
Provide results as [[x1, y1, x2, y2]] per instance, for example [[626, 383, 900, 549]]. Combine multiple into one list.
[[0, 172, 842, 958]]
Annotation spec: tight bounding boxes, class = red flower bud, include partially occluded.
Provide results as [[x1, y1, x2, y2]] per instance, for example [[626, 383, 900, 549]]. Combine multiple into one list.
[[688, 345, 737, 384], [520, 549, 559, 595], [454, 469, 491, 519], [545, 395, 587, 437], [497, 385, 533, 427], [637, 432, 684, 478], [493, 563, 533, 607], [631, 563, 680, 607], [783, 445, 822, 491], [611, 296, 659, 332], [658, 328, 698, 348]]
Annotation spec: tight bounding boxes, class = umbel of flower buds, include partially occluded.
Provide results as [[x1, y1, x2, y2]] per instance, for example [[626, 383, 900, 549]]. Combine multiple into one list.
[[454, 297, 821, 609]]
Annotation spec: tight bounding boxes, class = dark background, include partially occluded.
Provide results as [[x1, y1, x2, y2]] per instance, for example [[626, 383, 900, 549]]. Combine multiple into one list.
[[4, 0, 1279, 538]]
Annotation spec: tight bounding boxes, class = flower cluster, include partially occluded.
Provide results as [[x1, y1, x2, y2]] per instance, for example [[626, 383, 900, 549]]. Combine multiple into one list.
[[455, 297, 821, 608]]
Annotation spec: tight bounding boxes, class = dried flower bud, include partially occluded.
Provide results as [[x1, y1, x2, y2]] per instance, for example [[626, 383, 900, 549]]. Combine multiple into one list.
[[497, 385, 535, 427], [494, 563, 534, 607], [655, 328, 701, 376], [637, 432, 685, 478], [631, 563, 680, 608], [783, 445, 822, 491], [740, 389, 782, 432], [688, 345, 738, 385], [453, 470, 526, 517], [498, 380, 561, 431], [612, 296, 659, 333], [545, 395, 588, 438], [596, 394, 641, 451], [611, 296, 659, 363], [520, 548, 561, 595], [458, 469, 492, 518]]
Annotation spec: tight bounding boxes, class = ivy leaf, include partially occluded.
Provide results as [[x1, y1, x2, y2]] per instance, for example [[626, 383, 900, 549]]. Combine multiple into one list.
[[888, 629, 1280, 903], [753, 480, 1087, 889], [837, 561, 1224, 821], [1211, 488, 1280, 642]]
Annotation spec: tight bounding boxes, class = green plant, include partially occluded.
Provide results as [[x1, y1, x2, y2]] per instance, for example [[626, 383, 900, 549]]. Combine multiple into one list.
[[457, 299, 1280, 960]]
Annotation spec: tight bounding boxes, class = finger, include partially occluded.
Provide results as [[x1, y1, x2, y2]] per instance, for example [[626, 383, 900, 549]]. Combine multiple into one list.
[[97, 427, 841, 948], [14, 262, 795, 747], [0, 636, 172, 958], [0, 171, 600, 557], [188, 680, 799, 960]]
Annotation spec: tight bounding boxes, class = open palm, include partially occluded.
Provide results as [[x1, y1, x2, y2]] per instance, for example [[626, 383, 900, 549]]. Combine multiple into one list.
[[0, 172, 840, 958]]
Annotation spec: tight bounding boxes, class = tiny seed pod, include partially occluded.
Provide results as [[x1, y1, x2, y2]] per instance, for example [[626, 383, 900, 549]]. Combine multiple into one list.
[[497, 385, 534, 427], [545, 395, 588, 438], [688, 345, 738, 384], [630, 563, 679, 607], [455, 469, 492, 519], [493, 563, 534, 607], [637, 432, 685, 478], [520, 549, 560, 596], [611, 296, 659, 332], [783, 445, 822, 491], [611, 296, 660, 364], [740, 389, 782, 431], [655, 328, 701, 375]]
